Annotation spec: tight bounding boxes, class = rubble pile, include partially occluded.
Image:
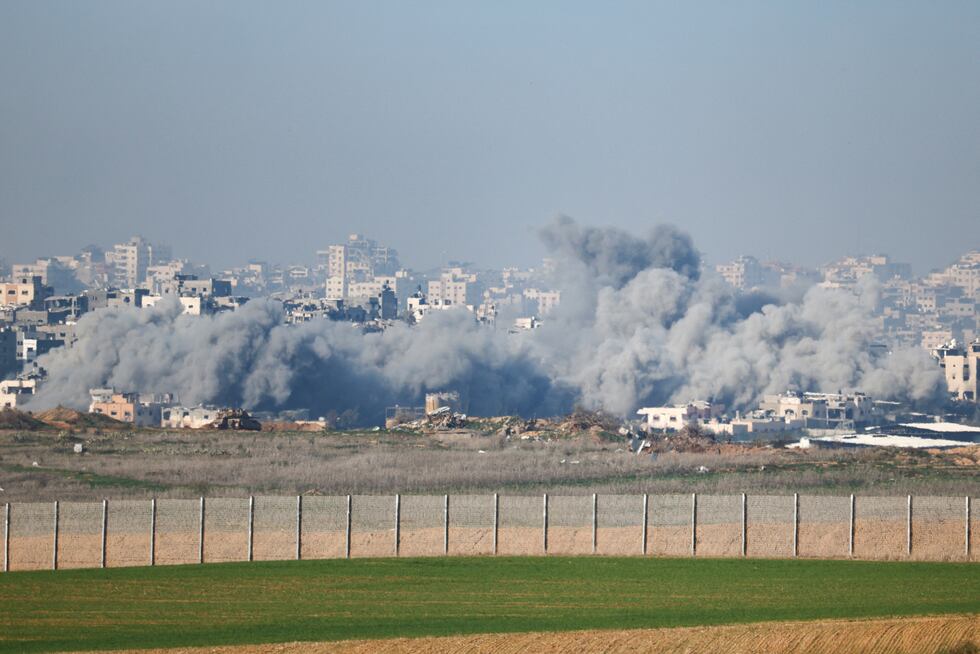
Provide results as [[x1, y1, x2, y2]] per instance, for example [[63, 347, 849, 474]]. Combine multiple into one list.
[[647, 426, 718, 453], [392, 407, 468, 432]]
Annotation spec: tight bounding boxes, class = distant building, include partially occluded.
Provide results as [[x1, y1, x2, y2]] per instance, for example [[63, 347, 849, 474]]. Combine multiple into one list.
[[0, 276, 51, 309], [427, 268, 482, 309], [636, 401, 722, 431], [715, 256, 778, 290], [934, 339, 980, 402], [320, 234, 400, 300], [88, 388, 165, 427], [107, 237, 171, 289], [161, 405, 221, 429], [820, 255, 911, 289], [0, 327, 17, 379], [0, 377, 38, 409], [758, 391, 876, 428]]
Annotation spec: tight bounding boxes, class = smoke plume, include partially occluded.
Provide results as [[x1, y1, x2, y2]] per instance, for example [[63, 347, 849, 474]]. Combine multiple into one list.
[[28, 217, 945, 422]]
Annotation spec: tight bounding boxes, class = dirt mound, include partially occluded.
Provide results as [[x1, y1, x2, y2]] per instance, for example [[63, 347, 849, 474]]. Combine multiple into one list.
[[261, 421, 325, 432], [0, 408, 49, 431], [34, 406, 130, 431], [88, 615, 979, 654]]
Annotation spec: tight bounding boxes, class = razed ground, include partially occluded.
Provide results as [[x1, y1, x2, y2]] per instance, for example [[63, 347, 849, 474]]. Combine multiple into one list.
[[0, 426, 977, 502]]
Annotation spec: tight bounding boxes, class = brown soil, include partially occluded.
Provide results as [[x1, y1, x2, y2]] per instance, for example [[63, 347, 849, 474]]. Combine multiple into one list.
[[647, 525, 692, 557], [596, 526, 644, 556], [301, 532, 346, 560], [798, 522, 850, 558], [0, 409, 49, 431], [495, 527, 544, 556], [79, 614, 980, 654], [33, 406, 129, 431], [447, 527, 493, 556]]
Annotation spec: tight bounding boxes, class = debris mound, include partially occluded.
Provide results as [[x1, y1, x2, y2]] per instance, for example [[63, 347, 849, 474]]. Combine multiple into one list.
[[0, 408, 50, 431], [647, 425, 718, 453], [34, 407, 129, 431]]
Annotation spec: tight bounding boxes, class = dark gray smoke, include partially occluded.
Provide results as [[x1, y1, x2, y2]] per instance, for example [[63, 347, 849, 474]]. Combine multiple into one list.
[[28, 217, 944, 422]]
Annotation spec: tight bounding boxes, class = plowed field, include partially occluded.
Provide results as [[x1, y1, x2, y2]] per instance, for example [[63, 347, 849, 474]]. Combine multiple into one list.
[[87, 615, 979, 654]]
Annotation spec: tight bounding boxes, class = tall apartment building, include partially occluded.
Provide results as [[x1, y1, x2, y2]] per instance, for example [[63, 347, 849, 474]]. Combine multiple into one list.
[[428, 268, 482, 308], [320, 234, 400, 300], [108, 237, 172, 289]]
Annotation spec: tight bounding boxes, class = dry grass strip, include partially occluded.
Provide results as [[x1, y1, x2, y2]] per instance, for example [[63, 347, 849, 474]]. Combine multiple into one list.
[[84, 614, 979, 654]]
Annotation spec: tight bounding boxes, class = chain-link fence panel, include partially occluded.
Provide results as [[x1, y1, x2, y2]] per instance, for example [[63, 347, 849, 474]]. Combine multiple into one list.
[[972, 497, 979, 563], [252, 496, 297, 561], [203, 498, 248, 563], [300, 496, 348, 560], [107, 500, 152, 568], [8, 502, 54, 571], [350, 495, 394, 558], [911, 496, 964, 561], [154, 499, 200, 565], [854, 496, 905, 560], [798, 495, 849, 559], [447, 494, 494, 556], [498, 495, 543, 555], [399, 495, 444, 557], [57, 502, 103, 569], [696, 495, 741, 558], [547, 496, 592, 555], [596, 494, 644, 556], [746, 495, 793, 558], [648, 494, 692, 556]]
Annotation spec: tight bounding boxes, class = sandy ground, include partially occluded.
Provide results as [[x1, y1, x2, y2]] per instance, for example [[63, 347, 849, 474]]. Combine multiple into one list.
[[4, 520, 973, 570], [75, 615, 980, 654]]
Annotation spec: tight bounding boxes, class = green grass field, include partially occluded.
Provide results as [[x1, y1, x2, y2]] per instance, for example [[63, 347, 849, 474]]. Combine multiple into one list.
[[0, 557, 977, 653]]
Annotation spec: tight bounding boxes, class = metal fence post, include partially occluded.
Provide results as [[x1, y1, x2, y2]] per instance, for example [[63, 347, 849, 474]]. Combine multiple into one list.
[[792, 493, 799, 558], [966, 496, 971, 559], [3, 503, 9, 573], [394, 494, 400, 557], [690, 493, 697, 557], [247, 496, 254, 562], [641, 494, 648, 556], [848, 494, 855, 557], [443, 494, 449, 555], [740, 493, 747, 557], [907, 495, 912, 557], [492, 493, 499, 555], [52, 500, 59, 571], [591, 493, 598, 555], [100, 499, 108, 569], [542, 494, 549, 555], [149, 498, 156, 566], [198, 497, 205, 564], [345, 495, 352, 559], [296, 495, 303, 561]]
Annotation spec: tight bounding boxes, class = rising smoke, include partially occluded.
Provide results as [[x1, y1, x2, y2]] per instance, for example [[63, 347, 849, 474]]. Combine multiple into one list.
[[28, 217, 945, 422]]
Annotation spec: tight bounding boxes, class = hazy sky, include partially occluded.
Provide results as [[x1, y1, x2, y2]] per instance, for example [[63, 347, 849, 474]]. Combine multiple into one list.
[[1, 2, 978, 272]]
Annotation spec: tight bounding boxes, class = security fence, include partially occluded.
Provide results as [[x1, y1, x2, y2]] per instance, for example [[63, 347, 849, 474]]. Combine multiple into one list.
[[2, 493, 976, 572]]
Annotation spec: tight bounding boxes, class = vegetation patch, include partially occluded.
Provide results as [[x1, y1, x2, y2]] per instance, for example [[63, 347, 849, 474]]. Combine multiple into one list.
[[0, 557, 976, 653]]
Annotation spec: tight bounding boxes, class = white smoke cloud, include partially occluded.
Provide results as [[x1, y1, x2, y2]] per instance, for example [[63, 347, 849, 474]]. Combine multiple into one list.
[[28, 217, 945, 422]]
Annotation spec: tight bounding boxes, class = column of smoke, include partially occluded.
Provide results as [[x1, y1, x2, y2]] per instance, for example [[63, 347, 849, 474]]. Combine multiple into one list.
[[28, 217, 944, 423]]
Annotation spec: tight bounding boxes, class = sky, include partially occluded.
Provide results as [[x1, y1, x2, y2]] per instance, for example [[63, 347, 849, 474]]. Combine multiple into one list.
[[1, 1, 978, 273]]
